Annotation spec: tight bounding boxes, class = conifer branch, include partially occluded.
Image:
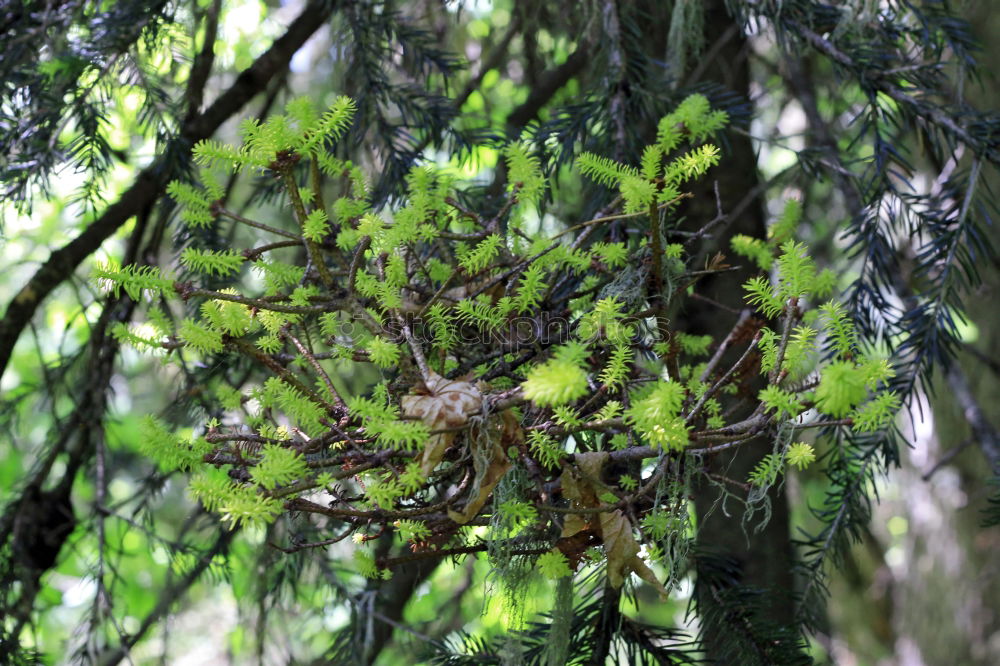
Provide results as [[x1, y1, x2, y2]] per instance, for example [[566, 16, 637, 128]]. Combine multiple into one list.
[[0, 0, 339, 381], [280, 167, 336, 289]]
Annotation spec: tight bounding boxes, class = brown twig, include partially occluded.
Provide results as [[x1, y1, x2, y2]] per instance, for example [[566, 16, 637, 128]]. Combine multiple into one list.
[[280, 325, 345, 411], [687, 330, 763, 425], [243, 239, 303, 260], [217, 207, 300, 240], [178, 285, 340, 314]]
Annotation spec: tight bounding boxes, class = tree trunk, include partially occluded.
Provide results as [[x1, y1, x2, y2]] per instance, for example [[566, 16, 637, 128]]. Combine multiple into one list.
[[682, 0, 798, 656]]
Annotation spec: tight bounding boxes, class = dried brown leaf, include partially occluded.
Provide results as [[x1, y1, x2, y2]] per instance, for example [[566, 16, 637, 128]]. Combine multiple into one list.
[[599, 510, 668, 597], [559, 451, 607, 538], [401, 371, 482, 475], [558, 452, 667, 597], [447, 440, 510, 525], [600, 509, 640, 589]]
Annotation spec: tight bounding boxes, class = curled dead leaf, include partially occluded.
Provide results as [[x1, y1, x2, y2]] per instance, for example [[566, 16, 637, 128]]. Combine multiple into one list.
[[600, 509, 669, 598], [558, 451, 668, 598], [559, 451, 607, 538], [401, 371, 482, 475]]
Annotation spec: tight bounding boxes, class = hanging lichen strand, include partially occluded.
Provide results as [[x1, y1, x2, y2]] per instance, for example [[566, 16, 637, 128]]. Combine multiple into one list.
[[95, 94, 900, 598]]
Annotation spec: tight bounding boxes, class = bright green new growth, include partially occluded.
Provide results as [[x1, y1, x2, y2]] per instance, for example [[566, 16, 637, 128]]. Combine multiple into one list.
[[137, 416, 212, 472], [504, 142, 546, 207], [577, 94, 724, 214], [193, 96, 356, 173], [537, 550, 573, 579], [626, 382, 688, 451], [250, 444, 309, 490], [815, 361, 869, 417], [94, 93, 901, 593], [94, 261, 176, 300], [521, 358, 589, 407], [180, 248, 244, 276], [786, 442, 816, 470]]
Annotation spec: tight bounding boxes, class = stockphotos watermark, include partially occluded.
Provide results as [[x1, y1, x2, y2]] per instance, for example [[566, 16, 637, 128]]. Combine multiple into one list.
[[332, 311, 670, 348]]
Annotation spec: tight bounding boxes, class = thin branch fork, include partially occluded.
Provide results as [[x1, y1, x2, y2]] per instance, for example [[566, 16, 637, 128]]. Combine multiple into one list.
[[243, 239, 303, 260], [687, 328, 763, 425], [280, 324, 346, 411]]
